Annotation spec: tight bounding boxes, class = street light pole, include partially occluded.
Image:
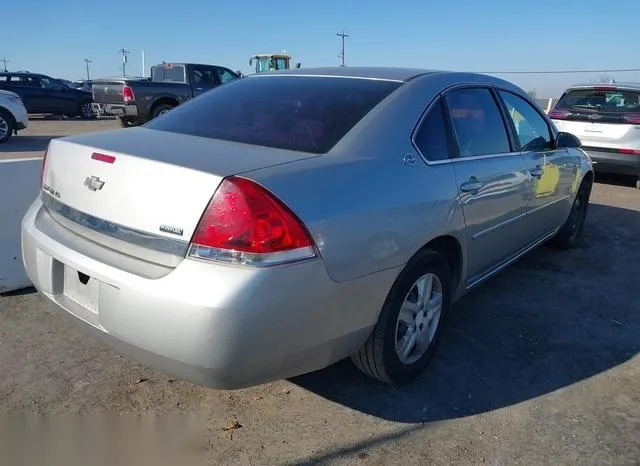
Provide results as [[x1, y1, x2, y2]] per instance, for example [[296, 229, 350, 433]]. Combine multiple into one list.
[[84, 58, 92, 80]]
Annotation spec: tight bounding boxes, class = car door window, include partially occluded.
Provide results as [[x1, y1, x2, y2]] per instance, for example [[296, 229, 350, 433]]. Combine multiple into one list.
[[414, 98, 450, 161], [498, 91, 553, 152], [217, 68, 237, 84], [445, 88, 511, 157]]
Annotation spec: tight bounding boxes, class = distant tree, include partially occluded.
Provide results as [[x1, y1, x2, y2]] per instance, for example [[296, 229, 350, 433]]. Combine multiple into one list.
[[527, 89, 537, 99], [595, 73, 615, 83]]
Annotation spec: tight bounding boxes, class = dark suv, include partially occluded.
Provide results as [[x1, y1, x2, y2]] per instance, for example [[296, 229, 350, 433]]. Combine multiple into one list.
[[0, 72, 94, 119]]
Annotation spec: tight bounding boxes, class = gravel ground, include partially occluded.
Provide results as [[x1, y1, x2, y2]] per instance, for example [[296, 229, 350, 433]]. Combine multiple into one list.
[[0, 120, 639, 465]]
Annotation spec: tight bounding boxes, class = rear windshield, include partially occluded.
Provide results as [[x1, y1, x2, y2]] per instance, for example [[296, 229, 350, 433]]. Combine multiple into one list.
[[151, 65, 186, 83], [556, 87, 640, 113], [144, 75, 402, 154]]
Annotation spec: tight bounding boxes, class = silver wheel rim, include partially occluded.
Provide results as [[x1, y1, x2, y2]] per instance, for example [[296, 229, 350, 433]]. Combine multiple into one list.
[[395, 273, 443, 365], [0, 116, 8, 139]]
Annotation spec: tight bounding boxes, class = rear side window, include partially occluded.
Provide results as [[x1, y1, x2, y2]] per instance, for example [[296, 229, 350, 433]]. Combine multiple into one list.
[[145, 76, 402, 154], [445, 88, 511, 157], [414, 98, 450, 161], [556, 88, 640, 113], [152, 65, 186, 83]]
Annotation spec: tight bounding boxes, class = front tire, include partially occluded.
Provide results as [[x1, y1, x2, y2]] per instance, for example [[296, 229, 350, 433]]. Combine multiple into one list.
[[0, 109, 15, 143], [351, 249, 451, 385], [549, 177, 592, 250]]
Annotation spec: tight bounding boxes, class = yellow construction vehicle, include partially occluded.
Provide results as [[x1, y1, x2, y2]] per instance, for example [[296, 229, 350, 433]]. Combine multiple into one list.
[[249, 53, 301, 73]]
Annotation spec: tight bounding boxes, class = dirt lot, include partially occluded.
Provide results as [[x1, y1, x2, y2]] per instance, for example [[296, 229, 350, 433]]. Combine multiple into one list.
[[1, 120, 639, 465]]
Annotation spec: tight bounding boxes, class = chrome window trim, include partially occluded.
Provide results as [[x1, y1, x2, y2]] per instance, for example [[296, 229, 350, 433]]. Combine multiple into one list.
[[41, 192, 190, 257], [411, 82, 523, 166]]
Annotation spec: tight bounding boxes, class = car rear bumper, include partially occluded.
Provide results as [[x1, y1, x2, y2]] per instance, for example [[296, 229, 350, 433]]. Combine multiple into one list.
[[91, 103, 139, 118], [583, 148, 640, 177], [21, 196, 394, 389]]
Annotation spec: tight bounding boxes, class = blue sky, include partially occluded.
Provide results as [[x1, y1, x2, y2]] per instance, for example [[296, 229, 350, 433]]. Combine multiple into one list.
[[5, 0, 640, 96]]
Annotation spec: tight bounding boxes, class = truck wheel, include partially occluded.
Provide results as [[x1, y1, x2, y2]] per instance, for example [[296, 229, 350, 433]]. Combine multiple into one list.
[[151, 103, 175, 119], [0, 109, 16, 143], [79, 101, 95, 120], [119, 117, 139, 128]]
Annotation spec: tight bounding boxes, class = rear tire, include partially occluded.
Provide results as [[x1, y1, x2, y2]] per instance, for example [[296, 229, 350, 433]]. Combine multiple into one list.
[[78, 101, 95, 120], [118, 117, 140, 128], [150, 103, 175, 119], [351, 249, 451, 385], [0, 109, 15, 143], [549, 177, 592, 250]]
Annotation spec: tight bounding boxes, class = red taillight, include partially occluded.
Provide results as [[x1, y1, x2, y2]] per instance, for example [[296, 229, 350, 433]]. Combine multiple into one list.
[[618, 148, 640, 155], [122, 85, 135, 102], [548, 109, 571, 120], [624, 113, 640, 125], [592, 86, 617, 91], [188, 177, 316, 266], [40, 147, 48, 187]]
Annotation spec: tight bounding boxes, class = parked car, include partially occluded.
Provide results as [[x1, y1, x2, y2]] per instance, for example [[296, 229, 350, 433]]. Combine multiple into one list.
[[0, 72, 94, 119], [22, 67, 593, 389], [0, 89, 28, 143], [549, 82, 640, 189], [91, 62, 240, 127]]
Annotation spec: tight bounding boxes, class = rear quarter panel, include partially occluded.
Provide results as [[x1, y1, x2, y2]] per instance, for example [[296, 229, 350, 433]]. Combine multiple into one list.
[[247, 74, 473, 285]]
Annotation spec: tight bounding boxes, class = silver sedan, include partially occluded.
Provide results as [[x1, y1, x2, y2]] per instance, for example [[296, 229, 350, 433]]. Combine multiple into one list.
[[22, 67, 593, 389]]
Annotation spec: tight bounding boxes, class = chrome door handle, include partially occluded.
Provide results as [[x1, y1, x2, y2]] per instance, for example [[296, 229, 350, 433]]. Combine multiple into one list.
[[460, 179, 484, 193], [530, 166, 544, 179], [195, 87, 203, 91]]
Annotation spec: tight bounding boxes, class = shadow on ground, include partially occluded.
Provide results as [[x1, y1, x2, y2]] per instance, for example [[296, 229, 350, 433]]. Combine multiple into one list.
[[0, 136, 55, 153], [595, 172, 637, 188], [292, 202, 640, 423]]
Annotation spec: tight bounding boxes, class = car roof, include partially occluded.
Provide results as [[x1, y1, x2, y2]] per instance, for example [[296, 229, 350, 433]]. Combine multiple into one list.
[[566, 82, 640, 91], [255, 66, 442, 82]]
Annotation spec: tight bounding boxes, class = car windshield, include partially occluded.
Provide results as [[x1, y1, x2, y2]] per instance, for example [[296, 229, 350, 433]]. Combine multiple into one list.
[[556, 87, 640, 113], [145, 75, 402, 154]]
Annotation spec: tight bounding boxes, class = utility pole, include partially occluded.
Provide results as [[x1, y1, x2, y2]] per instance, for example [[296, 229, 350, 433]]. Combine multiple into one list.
[[118, 47, 129, 77], [0, 57, 9, 72], [336, 30, 349, 67], [84, 58, 92, 80]]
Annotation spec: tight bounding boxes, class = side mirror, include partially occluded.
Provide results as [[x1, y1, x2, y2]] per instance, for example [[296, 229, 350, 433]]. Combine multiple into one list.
[[295, 62, 301, 69], [249, 59, 253, 66], [555, 132, 581, 149]]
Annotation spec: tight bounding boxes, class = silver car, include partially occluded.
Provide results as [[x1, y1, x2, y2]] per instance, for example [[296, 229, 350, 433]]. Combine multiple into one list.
[[22, 67, 593, 389], [549, 82, 640, 189]]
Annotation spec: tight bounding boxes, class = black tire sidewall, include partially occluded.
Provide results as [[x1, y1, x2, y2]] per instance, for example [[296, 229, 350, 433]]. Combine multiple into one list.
[[152, 104, 173, 119], [380, 251, 451, 385], [79, 101, 95, 120]]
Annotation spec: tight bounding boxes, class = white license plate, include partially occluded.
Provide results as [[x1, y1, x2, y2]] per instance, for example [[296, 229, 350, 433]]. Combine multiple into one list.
[[63, 265, 100, 314]]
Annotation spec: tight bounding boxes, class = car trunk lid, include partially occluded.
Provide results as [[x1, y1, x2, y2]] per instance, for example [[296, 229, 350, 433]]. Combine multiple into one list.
[[41, 127, 317, 268]]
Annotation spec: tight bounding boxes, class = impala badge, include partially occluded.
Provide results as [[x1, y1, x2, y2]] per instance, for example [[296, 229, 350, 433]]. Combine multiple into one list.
[[84, 176, 105, 191]]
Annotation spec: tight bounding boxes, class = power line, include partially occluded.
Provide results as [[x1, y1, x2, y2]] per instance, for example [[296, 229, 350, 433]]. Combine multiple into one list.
[[477, 67, 640, 75], [336, 30, 349, 67], [1, 57, 8, 72]]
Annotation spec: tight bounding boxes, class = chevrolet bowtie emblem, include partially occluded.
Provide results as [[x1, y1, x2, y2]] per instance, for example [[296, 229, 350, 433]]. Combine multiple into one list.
[[84, 176, 105, 191]]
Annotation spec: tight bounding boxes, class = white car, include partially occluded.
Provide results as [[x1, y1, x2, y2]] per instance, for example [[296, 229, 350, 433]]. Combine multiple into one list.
[[0, 89, 28, 143], [549, 82, 640, 189]]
